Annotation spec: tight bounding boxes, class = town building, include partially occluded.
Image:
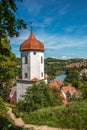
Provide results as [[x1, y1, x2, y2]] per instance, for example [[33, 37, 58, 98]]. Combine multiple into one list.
[[49, 80, 77, 104]]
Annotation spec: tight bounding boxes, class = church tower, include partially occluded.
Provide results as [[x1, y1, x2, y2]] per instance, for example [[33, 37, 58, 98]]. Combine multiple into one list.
[[17, 26, 46, 102], [20, 31, 44, 80]]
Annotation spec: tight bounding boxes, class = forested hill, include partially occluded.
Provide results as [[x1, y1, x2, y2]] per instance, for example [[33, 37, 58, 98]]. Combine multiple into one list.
[[45, 57, 87, 64], [44, 57, 87, 80]]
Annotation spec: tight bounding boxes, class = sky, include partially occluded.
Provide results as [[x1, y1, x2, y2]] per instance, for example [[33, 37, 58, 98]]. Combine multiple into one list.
[[10, 0, 87, 59]]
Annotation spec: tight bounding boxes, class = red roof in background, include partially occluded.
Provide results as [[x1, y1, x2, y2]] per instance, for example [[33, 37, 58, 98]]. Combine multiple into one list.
[[49, 81, 77, 105], [49, 81, 60, 89], [49, 80, 63, 89], [20, 32, 44, 51], [62, 86, 77, 96], [56, 80, 64, 86], [61, 86, 77, 105]]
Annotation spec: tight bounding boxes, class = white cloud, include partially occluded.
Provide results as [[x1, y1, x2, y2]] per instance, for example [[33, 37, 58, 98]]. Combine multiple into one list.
[[61, 56, 71, 60], [36, 32, 87, 50], [10, 29, 87, 58], [11, 30, 87, 51]]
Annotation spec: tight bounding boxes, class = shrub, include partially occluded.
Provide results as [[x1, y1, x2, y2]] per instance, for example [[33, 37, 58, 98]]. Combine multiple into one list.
[[16, 101, 87, 130]]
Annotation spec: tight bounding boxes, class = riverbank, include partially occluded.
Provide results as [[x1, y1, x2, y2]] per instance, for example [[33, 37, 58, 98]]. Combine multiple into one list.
[[55, 73, 66, 81], [51, 72, 66, 82]]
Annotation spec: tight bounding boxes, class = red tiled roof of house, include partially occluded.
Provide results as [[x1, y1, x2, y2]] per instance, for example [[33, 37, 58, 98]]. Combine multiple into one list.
[[56, 80, 64, 86], [62, 86, 77, 96], [49, 80, 63, 89], [49, 82, 77, 105], [60, 86, 77, 105], [49, 80, 60, 89]]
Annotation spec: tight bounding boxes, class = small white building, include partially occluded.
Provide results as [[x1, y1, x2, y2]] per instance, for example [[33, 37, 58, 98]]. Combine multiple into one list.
[[17, 30, 47, 102]]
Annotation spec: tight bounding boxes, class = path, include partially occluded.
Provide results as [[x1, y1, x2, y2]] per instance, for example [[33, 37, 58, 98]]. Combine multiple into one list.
[[7, 107, 70, 130]]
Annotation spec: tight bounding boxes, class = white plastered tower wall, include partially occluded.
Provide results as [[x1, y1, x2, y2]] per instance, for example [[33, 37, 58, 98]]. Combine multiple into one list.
[[30, 51, 44, 80], [21, 50, 44, 80]]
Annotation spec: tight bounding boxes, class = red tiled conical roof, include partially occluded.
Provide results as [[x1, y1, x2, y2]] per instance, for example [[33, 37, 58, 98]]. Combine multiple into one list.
[[20, 32, 44, 51]]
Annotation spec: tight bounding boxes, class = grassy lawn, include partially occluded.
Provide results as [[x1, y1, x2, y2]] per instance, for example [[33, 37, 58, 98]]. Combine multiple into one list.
[[13, 101, 87, 130]]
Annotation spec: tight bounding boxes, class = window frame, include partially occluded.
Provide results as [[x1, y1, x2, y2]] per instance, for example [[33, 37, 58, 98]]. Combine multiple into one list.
[[25, 73, 28, 78], [41, 72, 43, 77], [25, 56, 28, 64], [41, 56, 43, 63]]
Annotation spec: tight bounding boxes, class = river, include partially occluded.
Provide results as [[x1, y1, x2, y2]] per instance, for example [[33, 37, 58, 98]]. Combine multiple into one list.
[[54, 73, 66, 81]]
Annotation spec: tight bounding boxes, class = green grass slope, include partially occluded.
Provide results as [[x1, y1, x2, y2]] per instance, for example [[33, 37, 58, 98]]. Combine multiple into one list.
[[13, 101, 87, 130]]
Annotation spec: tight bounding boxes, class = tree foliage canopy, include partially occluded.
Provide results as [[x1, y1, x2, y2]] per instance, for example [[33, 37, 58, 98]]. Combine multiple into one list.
[[0, 36, 18, 82], [0, 0, 27, 38], [0, 0, 27, 99], [0, 36, 18, 100], [0, 37, 17, 81]]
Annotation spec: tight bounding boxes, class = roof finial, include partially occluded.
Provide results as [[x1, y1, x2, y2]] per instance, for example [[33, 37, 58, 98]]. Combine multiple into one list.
[[30, 22, 33, 32]]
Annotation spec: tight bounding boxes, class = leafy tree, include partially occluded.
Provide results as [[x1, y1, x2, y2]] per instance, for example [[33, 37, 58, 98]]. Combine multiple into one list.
[[50, 87, 63, 105], [0, 0, 26, 98], [0, 37, 18, 81], [80, 82, 87, 100], [72, 79, 79, 89], [17, 81, 61, 112], [82, 74, 87, 81], [0, 0, 27, 38], [0, 37, 18, 100], [64, 69, 80, 88]]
